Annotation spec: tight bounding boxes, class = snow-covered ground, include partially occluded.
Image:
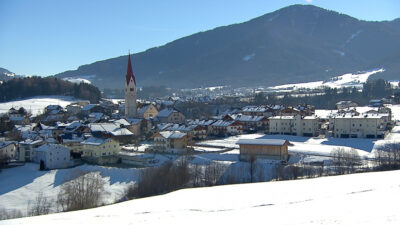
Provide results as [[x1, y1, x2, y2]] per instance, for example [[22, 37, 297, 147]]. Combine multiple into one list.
[[0, 96, 83, 116], [0, 164, 138, 213], [4, 170, 400, 225], [269, 68, 384, 91], [198, 124, 400, 160]]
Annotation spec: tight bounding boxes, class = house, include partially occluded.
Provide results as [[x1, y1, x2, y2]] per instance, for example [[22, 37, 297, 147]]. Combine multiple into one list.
[[19, 139, 44, 161], [34, 144, 72, 170], [187, 119, 215, 135], [0, 141, 17, 160], [89, 122, 134, 144], [80, 137, 120, 158], [137, 104, 158, 119], [230, 114, 269, 132], [336, 101, 358, 110], [45, 105, 63, 113], [269, 115, 320, 137], [329, 112, 389, 138], [165, 124, 207, 140], [66, 103, 82, 115], [152, 131, 188, 153], [157, 108, 185, 124], [210, 120, 243, 136], [81, 104, 106, 116], [237, 139, 289, 161]]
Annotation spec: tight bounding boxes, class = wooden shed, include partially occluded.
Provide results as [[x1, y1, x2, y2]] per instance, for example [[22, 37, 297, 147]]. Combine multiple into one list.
[[237, 139, 289, 161]]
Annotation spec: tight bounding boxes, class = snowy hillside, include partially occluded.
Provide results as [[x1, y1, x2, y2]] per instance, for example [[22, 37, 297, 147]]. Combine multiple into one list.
[[0, 164, 138, 213], [0, 96, 83, 116], [270, 68, 384, 91], [4, 170, 400, 225]]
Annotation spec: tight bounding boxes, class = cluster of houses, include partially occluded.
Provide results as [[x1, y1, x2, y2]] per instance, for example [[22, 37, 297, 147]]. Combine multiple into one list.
[[0, 55, 397, 169], [0, 99, 395, 169]]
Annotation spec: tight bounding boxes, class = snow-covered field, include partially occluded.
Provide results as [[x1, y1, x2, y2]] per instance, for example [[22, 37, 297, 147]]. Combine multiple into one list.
[[198, 125, 400, 160], [0, 164, 138, 213], [269, 68, 384, 91], [4, 170, 400, 225], [0, 96, 83, 116]]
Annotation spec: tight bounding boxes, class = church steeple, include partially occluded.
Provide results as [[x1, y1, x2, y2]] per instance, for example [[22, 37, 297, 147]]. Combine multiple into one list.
[[125, 52, 137, 118], [126, 53, 136, 85]]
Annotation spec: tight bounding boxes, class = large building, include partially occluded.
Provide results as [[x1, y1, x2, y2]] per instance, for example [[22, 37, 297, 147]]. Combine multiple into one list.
[[125, 54, 137, 118], [269, 115, 320, 137], [329, 113, 389, 138]]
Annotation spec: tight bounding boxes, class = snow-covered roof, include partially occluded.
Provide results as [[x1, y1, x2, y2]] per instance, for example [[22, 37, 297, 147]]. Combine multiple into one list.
[[110, 128, 133, 136], [187, 119, 215, 126], [114, 119, 130, 126], [158, 131, 187, 139], [237, 139, 288, 146], [242, 106, 268, 113], [35, 143, 69, 152], [0, 141, 17, 148], [157, 108, 179, 118], [82, 104, 99, 111], [211, 120, 235, 127], [137, 105, 152, 114], [157, 123, 173, 131], [20, 138, 43, 145], [269, 116, 295, 120], [330, 113, 388, 119], [231, 114, 265, 122], [81, 137, 108, 146]]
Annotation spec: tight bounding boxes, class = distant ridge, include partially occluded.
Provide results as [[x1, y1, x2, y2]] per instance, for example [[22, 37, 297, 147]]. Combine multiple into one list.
[[54, 4, 400, 89]]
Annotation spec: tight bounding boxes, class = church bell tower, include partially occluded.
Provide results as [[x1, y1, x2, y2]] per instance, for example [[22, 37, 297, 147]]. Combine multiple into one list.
[[125, 53, 137, 118]]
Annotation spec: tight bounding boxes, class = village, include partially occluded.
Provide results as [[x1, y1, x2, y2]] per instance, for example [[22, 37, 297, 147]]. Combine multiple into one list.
[[1, 55, 399, 173]]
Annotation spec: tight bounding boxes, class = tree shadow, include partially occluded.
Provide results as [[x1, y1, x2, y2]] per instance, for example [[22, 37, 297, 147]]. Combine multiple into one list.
[[0, 163, 48, 195]]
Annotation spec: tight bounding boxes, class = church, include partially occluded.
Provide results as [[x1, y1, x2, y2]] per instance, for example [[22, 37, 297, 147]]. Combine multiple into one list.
[[125, 54, 137, 118]]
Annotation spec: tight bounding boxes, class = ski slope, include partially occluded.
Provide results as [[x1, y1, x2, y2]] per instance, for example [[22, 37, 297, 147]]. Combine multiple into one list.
[[4, 170, 400, 225]]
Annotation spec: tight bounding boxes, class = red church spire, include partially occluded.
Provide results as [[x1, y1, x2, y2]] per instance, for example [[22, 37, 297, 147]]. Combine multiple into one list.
[[126, 53, 136, 85]]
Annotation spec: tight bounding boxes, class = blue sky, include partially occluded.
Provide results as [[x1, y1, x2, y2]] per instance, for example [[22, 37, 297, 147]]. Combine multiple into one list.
[[0, 0, 399, 76]]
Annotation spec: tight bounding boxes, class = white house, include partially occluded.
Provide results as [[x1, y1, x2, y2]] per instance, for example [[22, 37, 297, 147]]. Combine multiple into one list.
[[329, 113, 389, 138], [34, 144, 72, 170], [269, 115, 320, 137], [0, 141, 17, 160]]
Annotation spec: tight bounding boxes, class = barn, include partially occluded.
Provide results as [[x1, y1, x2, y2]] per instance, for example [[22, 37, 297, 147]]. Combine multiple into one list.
[[237, 139, 289, 161]]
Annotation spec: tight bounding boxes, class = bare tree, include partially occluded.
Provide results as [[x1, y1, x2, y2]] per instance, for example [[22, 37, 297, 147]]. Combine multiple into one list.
[[56, 170, 106, 212], [27, 191, 52, 216], [331, 147, 361, 174], [0, 207, 23, 220], [204, 162, 225, 186]]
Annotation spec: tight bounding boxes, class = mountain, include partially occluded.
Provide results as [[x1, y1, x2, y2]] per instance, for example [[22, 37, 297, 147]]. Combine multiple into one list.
[[54, 4, 400, 89], [0, 68, 21, 82]]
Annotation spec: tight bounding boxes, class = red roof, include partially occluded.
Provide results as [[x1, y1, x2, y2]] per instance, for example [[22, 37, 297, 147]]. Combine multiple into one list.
[[126, 54, 136, 85]]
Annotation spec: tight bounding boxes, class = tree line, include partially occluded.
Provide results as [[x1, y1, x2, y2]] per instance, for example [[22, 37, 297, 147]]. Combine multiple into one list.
[[0, 77, 101, 103]]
